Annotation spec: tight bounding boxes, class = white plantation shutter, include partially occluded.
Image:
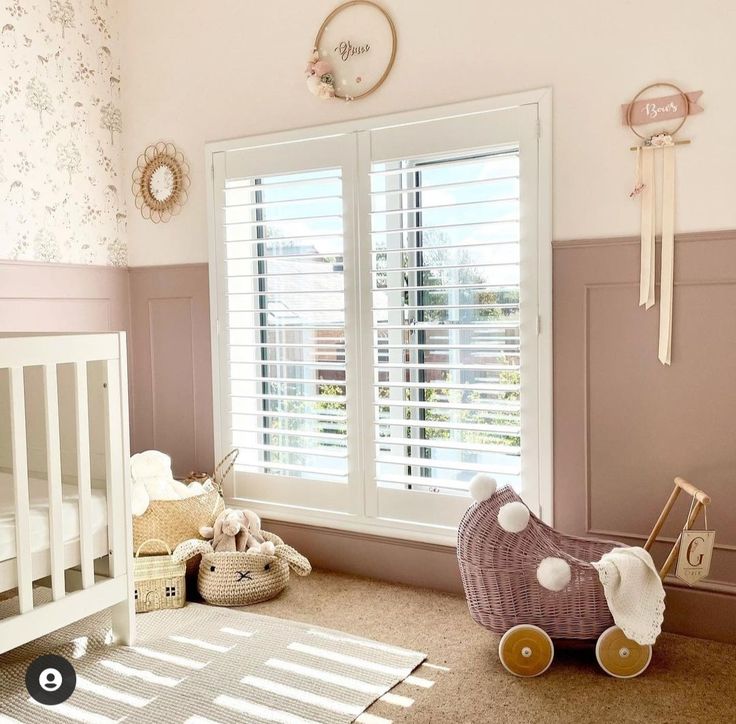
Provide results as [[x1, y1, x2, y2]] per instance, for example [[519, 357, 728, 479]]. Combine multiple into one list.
[[212, 136, 358, 512], [210, 100, 545, 535], [368, 151, 521, 510], [361, 106, 540, 527]]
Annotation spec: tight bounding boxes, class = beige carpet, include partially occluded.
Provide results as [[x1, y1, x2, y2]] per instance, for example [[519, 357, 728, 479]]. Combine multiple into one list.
[[247, 570, 736, 724], [2, 571, 734, 723]]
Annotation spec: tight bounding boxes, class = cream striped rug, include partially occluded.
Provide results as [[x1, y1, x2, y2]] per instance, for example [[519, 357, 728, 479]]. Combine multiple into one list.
[[0, 593, 427, 723]]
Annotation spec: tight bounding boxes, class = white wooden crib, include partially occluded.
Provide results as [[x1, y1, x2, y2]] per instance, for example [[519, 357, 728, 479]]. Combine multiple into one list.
[[0, 332, 135, 654]]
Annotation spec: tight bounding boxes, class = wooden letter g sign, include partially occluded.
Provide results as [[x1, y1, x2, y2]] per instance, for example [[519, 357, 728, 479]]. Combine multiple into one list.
[[675, 529, 715, 585]]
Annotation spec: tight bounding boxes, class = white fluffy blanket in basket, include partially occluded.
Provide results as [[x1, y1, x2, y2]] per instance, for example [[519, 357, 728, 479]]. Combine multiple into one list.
[[592, 546, 665, 645], [131, 450, 209, 517]]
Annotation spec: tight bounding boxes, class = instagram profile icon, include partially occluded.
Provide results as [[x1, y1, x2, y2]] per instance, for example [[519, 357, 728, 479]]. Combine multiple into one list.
[[25, 654, 77, 705]]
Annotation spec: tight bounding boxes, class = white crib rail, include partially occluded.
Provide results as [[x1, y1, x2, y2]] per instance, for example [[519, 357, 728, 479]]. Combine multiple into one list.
[[104, 359, 126, 580], [0, 332, 135, 653], [43, 363, 65, 601], [75, 360, 94, 589], [9, 366, 33, 614], [107, 348, 135, 643]]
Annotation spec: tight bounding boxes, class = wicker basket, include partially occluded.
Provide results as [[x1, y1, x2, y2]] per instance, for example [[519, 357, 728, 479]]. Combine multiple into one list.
[[133, 539, 186, 613], [132, 491, 224, 556], [131, 450, 238, 555]]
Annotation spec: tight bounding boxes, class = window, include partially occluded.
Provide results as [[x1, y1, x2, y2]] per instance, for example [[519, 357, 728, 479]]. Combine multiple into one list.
[[209, 94, 551, 542], [224, 168, 348, 484], [369, 149, 523, 526]]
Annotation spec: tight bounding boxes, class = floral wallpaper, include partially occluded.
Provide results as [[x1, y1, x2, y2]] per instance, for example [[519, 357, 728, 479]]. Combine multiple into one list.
[[0, 0, 126, 266]]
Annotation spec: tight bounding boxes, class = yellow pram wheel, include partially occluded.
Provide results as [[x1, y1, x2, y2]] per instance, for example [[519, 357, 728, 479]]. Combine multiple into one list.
[[595, 626, 652, 678], [498, 624, 554, 677]]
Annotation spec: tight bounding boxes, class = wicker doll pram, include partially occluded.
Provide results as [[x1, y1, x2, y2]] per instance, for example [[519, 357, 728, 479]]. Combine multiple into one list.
[[459, 486, 619, 638], [457, 477, 712, 678]]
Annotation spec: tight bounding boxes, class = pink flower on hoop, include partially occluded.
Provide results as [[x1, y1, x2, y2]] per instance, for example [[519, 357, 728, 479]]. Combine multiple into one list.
[[305, 48, 336, 100], [305, 49, 319, 76], [312, 59, 332, 76]]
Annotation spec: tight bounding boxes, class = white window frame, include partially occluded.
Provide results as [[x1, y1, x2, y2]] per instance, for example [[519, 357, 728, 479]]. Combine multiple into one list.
[[206, 89, 553, 546], [210, 135, 360, 516]]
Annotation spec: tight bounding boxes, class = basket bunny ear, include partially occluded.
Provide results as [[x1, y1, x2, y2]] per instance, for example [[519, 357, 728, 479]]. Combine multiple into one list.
[[275, 544, 311, 576], [173, 538, 213, 564]]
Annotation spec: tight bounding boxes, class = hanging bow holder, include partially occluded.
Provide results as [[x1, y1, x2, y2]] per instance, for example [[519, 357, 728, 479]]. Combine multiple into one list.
[[625, 82, 702, 365]]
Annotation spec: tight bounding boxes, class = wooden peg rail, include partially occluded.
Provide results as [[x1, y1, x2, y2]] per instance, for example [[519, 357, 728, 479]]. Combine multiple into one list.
[[629, 139, 691, 151]]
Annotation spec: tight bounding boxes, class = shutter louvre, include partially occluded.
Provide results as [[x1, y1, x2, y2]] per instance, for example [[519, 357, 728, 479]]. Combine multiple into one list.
[[222, 166, 349, 482], [370, 148, 522, 496]]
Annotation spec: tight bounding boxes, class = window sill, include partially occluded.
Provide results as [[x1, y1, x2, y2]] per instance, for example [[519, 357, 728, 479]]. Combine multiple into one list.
[[225, 496, 459, 548]]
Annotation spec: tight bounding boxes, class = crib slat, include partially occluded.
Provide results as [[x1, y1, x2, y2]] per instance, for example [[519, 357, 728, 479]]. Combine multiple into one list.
[[105, 359, 126, 578], [74, 361, 94, 589], [110, 333, 135, 646], [9, 367, 33, 614], [43, 364, 66, 601]]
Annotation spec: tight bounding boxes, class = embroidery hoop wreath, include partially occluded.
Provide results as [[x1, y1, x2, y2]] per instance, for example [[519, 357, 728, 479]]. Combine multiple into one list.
[[132, 141, 190, 223], [626, 82, 690, 143], [309, 0, 397, 101]]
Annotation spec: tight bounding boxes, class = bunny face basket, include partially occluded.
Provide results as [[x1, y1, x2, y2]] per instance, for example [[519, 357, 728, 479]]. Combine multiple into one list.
[[173, 530, 311, 606]]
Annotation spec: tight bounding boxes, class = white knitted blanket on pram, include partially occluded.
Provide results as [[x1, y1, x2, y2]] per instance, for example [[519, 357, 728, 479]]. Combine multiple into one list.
[[592, 546, 665, 645]]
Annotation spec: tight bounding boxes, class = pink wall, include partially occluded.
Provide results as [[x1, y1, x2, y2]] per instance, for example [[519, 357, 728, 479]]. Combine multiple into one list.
[[127, 264, 214, 477], [0, 260, 134, 476], [3, 247, 734, 642], [0, 261, 129, 334], [0, 259, 213, 478], [126, 240, 735, 641], [554, 229, 736, 641], [122, 0, 736, 266]]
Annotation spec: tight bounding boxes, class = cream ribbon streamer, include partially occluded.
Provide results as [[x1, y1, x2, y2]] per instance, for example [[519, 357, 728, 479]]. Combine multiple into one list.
[[658, 145, 675, 364], [639, 147, 656, 309], [636, 139, 676, 365]]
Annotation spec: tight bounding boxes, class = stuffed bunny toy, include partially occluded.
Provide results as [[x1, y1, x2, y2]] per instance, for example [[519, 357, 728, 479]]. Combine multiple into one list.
[[199, 508, 275, 555], [173, 530, 311, 606]]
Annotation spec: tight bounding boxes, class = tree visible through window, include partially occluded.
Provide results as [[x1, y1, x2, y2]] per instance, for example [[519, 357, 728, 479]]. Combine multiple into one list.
[[225, 168, 348, 482], [371, 150, 522, 494]]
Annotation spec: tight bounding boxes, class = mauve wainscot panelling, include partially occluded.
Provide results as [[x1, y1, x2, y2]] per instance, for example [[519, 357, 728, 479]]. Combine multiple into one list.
[[0, 260, 133, 470], [6, 245, 735, 642], [554, 230, 736, 643], [0, 261, 129, 333], [128, 264, 213, 477]]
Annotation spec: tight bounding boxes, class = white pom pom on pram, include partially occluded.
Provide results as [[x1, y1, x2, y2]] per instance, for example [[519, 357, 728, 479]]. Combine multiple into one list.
[[469, 474, 497, 502], [497, 501, 530, 532], [536, 556, 572, 592]]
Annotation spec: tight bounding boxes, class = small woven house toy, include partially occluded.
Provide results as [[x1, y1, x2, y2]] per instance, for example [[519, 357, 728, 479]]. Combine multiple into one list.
[[133, 539, 186, 613], [457, 474, 710, 678]]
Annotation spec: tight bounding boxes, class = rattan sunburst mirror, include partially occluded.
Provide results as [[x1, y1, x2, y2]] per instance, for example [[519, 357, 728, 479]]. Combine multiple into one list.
[[132, 142, 190, 223]]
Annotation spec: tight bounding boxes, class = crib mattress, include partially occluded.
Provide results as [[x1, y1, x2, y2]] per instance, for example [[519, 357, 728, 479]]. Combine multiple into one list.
[[0, 472, 108, 564]]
